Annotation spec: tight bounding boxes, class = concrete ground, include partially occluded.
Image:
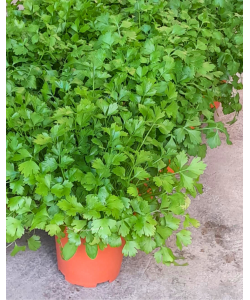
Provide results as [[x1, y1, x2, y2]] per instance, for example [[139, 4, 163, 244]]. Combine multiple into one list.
[[6, 89, 243, 300]]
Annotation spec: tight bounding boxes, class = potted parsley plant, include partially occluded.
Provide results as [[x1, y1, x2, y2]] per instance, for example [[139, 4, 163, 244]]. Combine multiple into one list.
[[6, 0, 242, 287]]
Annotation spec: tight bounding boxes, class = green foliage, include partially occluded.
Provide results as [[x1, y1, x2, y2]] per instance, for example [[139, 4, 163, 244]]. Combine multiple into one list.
[[11, 244, 26, 256], [6, 0, 242, 266], [28, 235, 41, 251], [86, 243, 98, 260], [62, 242, 78, 261]]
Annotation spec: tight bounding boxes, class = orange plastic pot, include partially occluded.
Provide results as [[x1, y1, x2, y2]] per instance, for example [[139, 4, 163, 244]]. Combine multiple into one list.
[[210, 101, 220, 109], [166, 166, 174, 173], [55, 231, 125, 288], [209, 81, 226, 109], [166, 159, 175, 174]]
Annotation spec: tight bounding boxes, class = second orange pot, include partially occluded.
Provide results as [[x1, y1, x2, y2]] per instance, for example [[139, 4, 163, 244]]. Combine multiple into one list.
[[210, 101, 220, 109], [55, 231, 125, 288]]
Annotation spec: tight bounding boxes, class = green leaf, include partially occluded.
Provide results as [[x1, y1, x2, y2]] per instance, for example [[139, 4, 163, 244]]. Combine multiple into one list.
[[91, 219, 117, 239], [112, 153, 127, 165], [92, 158, 105, 169], [10, 180, 24, 195], [92, 138, 104, 149], [23, 75, 37, 89], [71, 220, 87, 231], [107, 234, 122, 247], [142, 39, 155, 55], [32, 34, 39, 44], [121, 20, 133, 28], [92, 159, 110, 177], [172, 24, 186, 36], [41, 157, 58, 173], [101, 32, 115, 47], [62, 242, 78, 260], [180, 196, 191, 211], [50, 213, 64, 225], [198, 62, 215, 75], [118, 221, 130, 236], [183, 214, 200, 228], [11, 245, 26, 256], [6, 163, 16, 181], [135, 150, 152, 165], [197, 39, 207, 50], [18, 160, 40, 177], [165, 101, 178, 118], [35, 174, 51, 196], [166, 82, 177, 101], [136, 66, 148, 78], [127, 184, 138, 197], [45, 224, 61, 236], [180, 173, 193, 190], [6, 217, 24, 238], [213, 0, 225, 7], [60, 155, 74, 168], [8, 196, 31, 213], [28, 235, 41, 251], [173, 50, 187, 61], [158, 120, 174, 134], [14, 45, 28, 56], [168, 193, 186, 214], [153, 175, 174, 193], [82, 172, 97, 191], [133, 167, 150, 180], [178, 157, 206, 190], [198, 144, 207, 159], [33, 133, 52, 145], [186, 157, 206, 176], [165, 214, 180, 231], [97, 187, 109, 203], [121, 197, 130, 209], [51, 184, 64, 198], [12, 149, 32, 161], [137, 78, 156, 97], [157, 226, 173, 240], [67, 230, 81, 246], [107, 103, 118, 116], [207, 131, 221, 149], [134, 215, 156, 237], [57, 195, 84, 216], [176, 151, 188, 168], [176, 230, 192, 250], [80, 24, 90, 33], [234, 35, 243, 45], [106, 195, 124, 211], [154, 247, 175, 264], [140, 237, 156, 254], [86, 243, 98, 259], [186, 129, 201, 144], [122, 241, 139, 257], [30, 207, 48, 230], [112, 166, 126, 178]]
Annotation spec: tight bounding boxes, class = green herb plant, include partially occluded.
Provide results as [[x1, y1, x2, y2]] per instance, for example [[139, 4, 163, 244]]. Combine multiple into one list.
[[6, 0, 243, 265]]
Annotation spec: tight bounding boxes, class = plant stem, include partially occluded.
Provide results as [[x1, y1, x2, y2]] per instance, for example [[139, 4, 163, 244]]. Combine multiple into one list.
[[117, 25, 121, 37], [6, 242, 15, 248], [127, 123, 155, 184], [92, 64, 95, 93], [150, 208, 170, 215], [137, 123, 155, 152]]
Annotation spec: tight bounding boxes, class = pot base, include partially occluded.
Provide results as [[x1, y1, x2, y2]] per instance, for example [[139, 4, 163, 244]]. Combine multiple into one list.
[[57, 264, 122, 288]]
